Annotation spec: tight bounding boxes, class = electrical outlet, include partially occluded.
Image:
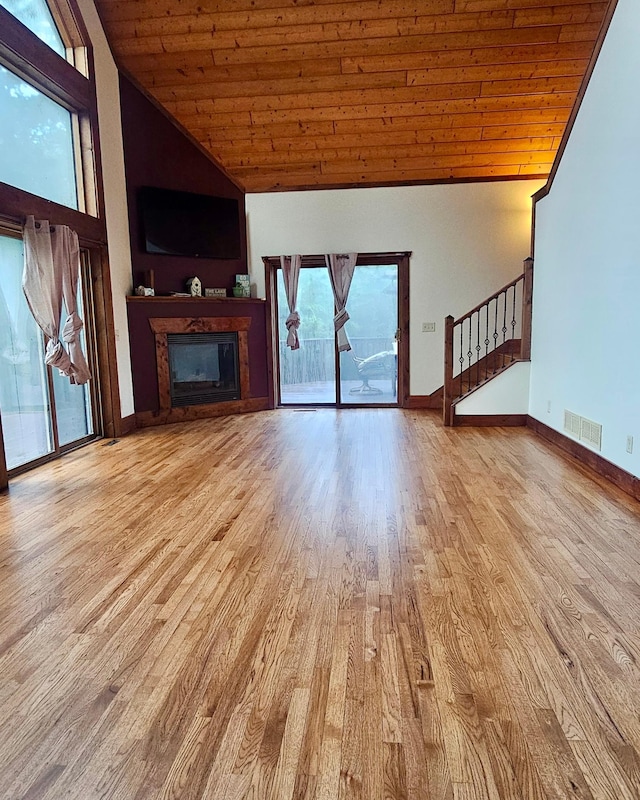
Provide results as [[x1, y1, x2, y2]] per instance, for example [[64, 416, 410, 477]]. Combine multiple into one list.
[[547, 400, 551, 414], [422, 322, 436, 333], [626, 435, 634, 454]]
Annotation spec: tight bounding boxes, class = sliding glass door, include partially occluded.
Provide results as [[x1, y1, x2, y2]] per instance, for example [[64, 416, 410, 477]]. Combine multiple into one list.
[[277, 265, 336, 404], [275, 257, 404, 407], [0, 231, 96, 472], [338, 264, 398, 405]]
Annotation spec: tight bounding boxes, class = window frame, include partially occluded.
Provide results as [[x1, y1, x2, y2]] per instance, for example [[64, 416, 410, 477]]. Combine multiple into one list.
[[0, 0, 123, 489], [0, 2, 105, 238], [0, 220, 101, 476]]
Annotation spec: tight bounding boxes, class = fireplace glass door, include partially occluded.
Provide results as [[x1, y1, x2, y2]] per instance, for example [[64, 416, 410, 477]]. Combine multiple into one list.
[[167, 333, 240, 407]]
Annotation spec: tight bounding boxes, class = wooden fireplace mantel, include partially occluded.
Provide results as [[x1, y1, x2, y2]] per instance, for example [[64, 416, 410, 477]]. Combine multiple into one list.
[[149, 315, 251, 336], [140, 315, 264, 426]]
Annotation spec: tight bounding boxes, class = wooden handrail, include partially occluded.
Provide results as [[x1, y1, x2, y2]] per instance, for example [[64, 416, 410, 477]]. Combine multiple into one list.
[[453, 273, 524, 327], [443, 257, 533, 426]]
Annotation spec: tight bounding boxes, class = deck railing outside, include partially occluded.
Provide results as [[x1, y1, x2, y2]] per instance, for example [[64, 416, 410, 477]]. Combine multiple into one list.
[[279, 336, 394, 386]]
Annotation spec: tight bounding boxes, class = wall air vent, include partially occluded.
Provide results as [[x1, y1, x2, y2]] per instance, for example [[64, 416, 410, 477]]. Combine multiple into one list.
[[563, 410, 581, 438], [564, 410, 602, 451], [580, 417, 602, 451]]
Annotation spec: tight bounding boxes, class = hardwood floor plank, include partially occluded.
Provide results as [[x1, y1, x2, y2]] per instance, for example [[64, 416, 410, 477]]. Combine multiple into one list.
[[1, 409, 640, 799]]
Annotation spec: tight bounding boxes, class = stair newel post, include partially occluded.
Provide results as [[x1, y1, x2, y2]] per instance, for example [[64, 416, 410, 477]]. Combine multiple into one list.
[[444, 314, 455, 426], [521, 257, 534, 360]]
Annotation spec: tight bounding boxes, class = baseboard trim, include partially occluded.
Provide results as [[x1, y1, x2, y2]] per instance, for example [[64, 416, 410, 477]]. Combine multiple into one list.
[[118, 414, 137, 436], [455, 414, 527, 427], [135, 397, 270, 428], [407, 387, 443, 409], [527, 416, 640, 502]]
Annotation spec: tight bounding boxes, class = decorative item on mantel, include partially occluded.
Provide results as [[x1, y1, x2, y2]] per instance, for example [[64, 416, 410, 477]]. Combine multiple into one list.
[[234, 273, 251, 298], [185, 276, 202, 296], [205, 287, 227, 298], [135, 285, 155, 296]]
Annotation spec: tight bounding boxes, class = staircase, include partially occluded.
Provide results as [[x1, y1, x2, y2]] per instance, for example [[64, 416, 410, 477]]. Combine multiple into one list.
[[443, 257, 533, 426]]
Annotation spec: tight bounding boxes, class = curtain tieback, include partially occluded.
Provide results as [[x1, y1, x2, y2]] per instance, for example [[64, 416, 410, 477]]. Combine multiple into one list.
[[333, 308, 349, 330], [45, 338, 72, 374], [285, 311, 301, 350], [62, 312, 84, 343], [285, 310, 300, 331]]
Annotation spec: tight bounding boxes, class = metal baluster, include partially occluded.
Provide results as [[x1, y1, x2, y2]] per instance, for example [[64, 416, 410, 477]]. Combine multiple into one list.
[[476, 309, 481, 388], [459, 322, 464, 398], [493, 297, 499, 374], [510, 284, 517, 367], [485, 302, 490, 365], [501, 290, 508, 369], [467, 317, 473, 393]]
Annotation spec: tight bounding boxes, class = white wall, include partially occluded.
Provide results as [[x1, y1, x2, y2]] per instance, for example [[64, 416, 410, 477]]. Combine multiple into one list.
[[530, 0, 639, 476], [246, 181, 540, 396], [78, 0, 135, 418], [456, 362, 530, 416]]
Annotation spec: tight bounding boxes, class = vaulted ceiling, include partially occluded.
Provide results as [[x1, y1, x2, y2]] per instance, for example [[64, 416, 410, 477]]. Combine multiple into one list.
[[94, 0, 614, 193]]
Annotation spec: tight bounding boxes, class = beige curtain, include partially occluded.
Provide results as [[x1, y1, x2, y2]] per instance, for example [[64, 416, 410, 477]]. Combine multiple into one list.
[[326, 253, 358, 352], [280, 254, 302, 350], [22, 216, 91, 385]]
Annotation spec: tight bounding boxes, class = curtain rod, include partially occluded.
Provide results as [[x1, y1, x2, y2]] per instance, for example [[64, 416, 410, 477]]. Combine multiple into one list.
[[264, 251, 412, 261]]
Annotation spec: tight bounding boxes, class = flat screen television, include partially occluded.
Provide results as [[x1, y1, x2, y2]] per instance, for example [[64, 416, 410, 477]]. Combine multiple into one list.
[[138, 186, 242, 259]]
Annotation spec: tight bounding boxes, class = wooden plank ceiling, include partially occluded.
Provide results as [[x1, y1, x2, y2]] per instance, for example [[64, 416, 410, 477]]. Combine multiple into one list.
[[94, 0, 613, 193]]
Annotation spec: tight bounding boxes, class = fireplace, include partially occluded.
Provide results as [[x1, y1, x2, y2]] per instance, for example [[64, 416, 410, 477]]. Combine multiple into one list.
[[149, 316, 252, 416], [167, 332, 240, 407]]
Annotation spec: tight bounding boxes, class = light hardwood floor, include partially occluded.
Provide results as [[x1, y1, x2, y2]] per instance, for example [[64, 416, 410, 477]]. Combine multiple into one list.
[[1, 409, 640, 800]]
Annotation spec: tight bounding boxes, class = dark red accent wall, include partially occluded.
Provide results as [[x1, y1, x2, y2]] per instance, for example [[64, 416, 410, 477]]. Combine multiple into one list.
[[119, 77, 269, 416], [119, 75, 247, 296]]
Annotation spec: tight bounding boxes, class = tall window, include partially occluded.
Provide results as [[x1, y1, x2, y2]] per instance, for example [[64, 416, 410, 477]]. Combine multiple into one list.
[[0, 0, 98, 217], [0, 0, 108, 480], [0, 229, 94, 469], [0, 65, 78, 207]]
